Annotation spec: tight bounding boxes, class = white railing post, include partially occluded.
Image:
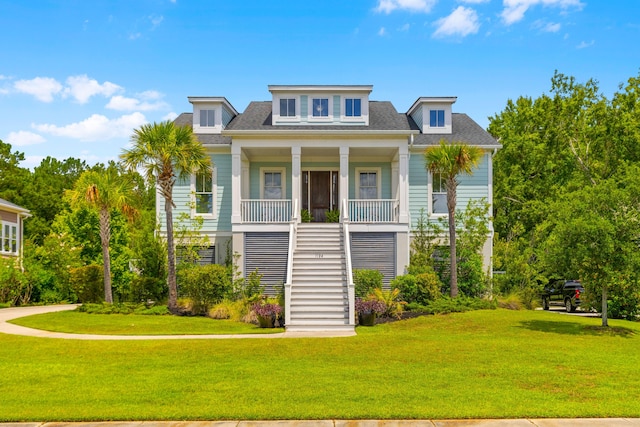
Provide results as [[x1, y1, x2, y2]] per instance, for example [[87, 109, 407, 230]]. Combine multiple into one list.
[[347, 199, 399, 223], [342, 199, 355, 326], [284, 199, 298, 327]]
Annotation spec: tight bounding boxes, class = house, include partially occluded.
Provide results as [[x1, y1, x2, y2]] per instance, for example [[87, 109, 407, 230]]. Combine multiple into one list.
[[0, 198, 31, 265], [166, 85, 500, 332]]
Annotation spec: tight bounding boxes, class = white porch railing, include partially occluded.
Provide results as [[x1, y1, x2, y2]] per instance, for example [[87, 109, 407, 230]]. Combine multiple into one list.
[[348, 199, 399, 223], [241, 199, 292, 223]]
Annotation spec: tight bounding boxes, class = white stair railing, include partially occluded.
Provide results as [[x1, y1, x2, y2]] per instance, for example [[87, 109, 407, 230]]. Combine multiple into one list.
[[342, 199, 355, 326], [284, 199, 298, 327]]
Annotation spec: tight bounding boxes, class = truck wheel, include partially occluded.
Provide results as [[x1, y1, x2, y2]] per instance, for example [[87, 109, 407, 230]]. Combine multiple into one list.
[[542, 297, 549, 310], [565, 298, 575, 312]]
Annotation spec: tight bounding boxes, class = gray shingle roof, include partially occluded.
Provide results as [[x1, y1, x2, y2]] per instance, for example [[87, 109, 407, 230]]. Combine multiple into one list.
[[0, 197, 30, 213], [225, 101, 414, 132], [173, 113, 232, 145], [411, 114, 500, 148]]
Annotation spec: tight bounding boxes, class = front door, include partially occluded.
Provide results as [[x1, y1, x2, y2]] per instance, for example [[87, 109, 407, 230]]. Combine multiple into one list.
[[310, 171, 330, 222]]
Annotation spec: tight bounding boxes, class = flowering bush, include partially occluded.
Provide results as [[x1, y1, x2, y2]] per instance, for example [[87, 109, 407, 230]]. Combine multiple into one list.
[[252, 302, 283, 318], [355, 298, 386, 315]]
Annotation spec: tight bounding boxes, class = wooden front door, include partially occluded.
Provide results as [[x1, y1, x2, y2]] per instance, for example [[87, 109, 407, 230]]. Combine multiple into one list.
[[310, 171, 330, 222]]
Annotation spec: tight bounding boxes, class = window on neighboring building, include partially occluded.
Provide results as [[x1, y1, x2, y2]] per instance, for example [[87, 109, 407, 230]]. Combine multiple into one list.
[[432, 172, 447, 214], [264, 171, 283, 199], [358, 171, 378, 199], [345, 98, 361, 117], [193, 169, 215, 216], [200, 109, 215, 127], [312, 98, 329, 117], [1, 222, 18, 254], [430, 109, 445, 127], [280, 98, 296, 117]]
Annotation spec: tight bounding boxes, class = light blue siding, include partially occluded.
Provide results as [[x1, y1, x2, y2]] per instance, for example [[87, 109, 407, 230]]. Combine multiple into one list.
[[300, 95, 308, 119], [333, 95, 340, 120], [409, 152, 490, 228], [410, 106, 423, 130], [349, 163, 392, 199], [159, 154, 232, 233], [222, 106, 234, 128]]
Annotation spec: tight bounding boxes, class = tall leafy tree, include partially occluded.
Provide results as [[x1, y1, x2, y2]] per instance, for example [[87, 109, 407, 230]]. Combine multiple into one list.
[[120, 121, 211, 312], [425, 140, 483, 297], [0, 140, 30, 205], [66, 167, 136, 303]]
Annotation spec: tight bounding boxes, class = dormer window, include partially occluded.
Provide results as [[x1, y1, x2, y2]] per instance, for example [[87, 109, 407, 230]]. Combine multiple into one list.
[[430, 110, 445, 128], [312, 98, 329, 117], [200, 110, 215, 127], [345, 98, 361, 117], [280, 98, 296, 117]]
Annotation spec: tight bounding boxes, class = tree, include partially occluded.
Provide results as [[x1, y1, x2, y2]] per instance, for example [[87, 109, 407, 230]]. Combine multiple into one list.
[[0, 140, 30, 205], [424, 140, 483, 297], [66, 167, 136, 303], [120, 121, 211, 312]]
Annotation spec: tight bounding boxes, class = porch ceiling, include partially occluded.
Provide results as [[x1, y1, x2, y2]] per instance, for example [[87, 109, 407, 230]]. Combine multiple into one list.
[[241, 146, 398, 161]]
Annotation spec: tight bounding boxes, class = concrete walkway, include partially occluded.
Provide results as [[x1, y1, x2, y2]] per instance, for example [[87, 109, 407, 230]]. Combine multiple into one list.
[[0, 304, 356, 339], [2, 419, 640, 426]]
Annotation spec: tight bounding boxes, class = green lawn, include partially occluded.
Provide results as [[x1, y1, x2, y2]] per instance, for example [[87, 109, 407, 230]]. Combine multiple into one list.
[[2, 308, 640, 421], [9, 310, 284, 335]]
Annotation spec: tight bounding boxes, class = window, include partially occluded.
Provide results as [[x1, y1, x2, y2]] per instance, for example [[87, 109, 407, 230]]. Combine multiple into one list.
[[358, 171, 378, 199], [432, 172, 447, 214], [264, 171, 283, 199], [430, 109, 445, 127], [192, 168, 216, 217], [200, 109, 215, 127], [312, 98, 329, 117], [345, 98, 361, 117], [279, 98, 296, 117], [1, 222, 18, 254]]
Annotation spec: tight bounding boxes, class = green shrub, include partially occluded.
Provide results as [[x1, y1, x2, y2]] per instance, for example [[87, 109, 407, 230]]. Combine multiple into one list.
[[300, 209, 313, 223], [425, 296, 496, 315], [353, 269, 383, 298], [325, 209, 340, 223], [392, 269, 442, 305], [69, 264, 103, 303], [0, 258, 29, 305], [130, 276, 166, 303], [77, 302, 169, 315], [178, 264, 231, 315]]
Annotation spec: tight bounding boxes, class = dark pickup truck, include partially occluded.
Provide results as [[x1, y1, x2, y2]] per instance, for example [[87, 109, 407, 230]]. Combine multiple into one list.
[[541, 280, 584, 312]]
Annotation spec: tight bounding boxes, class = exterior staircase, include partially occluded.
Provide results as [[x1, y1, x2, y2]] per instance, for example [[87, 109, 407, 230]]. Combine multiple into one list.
[[286, 223, 354, 332]]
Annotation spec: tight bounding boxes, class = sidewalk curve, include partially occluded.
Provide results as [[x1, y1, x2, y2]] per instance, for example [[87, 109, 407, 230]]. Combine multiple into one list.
[[0, 305, 355, 340]]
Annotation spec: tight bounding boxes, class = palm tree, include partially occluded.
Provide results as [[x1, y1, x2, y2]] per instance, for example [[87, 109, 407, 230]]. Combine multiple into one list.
[[120, 121, 211, 312], [66, 167, 136, 303], [425, 140, 483, 297]]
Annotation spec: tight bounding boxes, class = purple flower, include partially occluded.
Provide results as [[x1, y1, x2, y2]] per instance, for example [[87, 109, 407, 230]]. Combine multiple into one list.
[[355, 298, 386, 315], [252, 303, 283, 317]]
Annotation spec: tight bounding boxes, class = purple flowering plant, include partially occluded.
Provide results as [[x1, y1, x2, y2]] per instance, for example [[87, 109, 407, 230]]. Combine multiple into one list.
[[252, 302, 283, 318], [355, 298, 386, 315]]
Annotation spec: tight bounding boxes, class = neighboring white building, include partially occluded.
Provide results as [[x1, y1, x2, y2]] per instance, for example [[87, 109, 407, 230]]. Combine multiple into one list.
[[165, 85, 501, 332]]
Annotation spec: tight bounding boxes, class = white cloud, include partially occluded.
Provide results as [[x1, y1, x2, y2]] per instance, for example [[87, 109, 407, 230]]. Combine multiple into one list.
[[14, 77, 63, 102], [149, 15, 164, 29], [459, 0, 489, 3], [378, 27, 387, 36], [433, 6, 480, 38], [541, 21, 561, 32], [398, 23, 411, 31], [22, 155, 45, 169], [5, 130, 46, 146], [63, 75, 122, 104], [501, 0, 584, 25], [0, 75, 8, 80], [105, 93, 169, 111], [33, 112, 147, 142], [163, 112, 178, 121], [375, 0, 436, 14], [577, 40, 594, 49]]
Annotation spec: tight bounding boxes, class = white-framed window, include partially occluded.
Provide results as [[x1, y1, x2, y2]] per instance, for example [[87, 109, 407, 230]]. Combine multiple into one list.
[[312, 98, 329, 117], [260, 168, 286, 199], [345, 98, 362, 117], [429, 109, 445, 128], [431, 172, 447, 214], [279, 98, 296, 117], [356, 168, 381, 199], [200, 109, 215, 127], [1, 222, 18, 255], [191, 167, 217, 218]]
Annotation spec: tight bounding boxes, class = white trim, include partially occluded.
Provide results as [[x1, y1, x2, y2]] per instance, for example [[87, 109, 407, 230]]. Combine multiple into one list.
[[260, 167, 287, 199], [0, 220, 19, 256], [190, 166, 217, 220], [272, 95, 300, 123], [428, 172, 448, 217], [355, 167, 382, 200], [308, 96, 333, 122], [340, 96, 369, 124]]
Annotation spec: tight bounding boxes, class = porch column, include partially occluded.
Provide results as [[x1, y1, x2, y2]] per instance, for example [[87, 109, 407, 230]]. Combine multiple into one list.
[[339, 146, 349, 217], [291, 146, 301, 219], [231, 144, 242, 224], [398, 145, 409, 224]]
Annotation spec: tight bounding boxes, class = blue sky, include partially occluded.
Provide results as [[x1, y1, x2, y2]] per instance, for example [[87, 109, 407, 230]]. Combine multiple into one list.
[[1, 0, 639, 168]]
